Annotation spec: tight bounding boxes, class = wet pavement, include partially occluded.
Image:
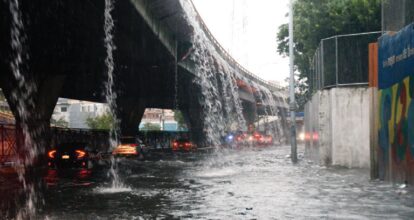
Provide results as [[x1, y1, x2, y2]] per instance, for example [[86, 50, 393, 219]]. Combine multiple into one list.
[[2, 145, 414, 219]]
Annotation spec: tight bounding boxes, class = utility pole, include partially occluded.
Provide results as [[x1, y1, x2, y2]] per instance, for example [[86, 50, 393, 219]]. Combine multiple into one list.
[[289, 0, 298, 163]]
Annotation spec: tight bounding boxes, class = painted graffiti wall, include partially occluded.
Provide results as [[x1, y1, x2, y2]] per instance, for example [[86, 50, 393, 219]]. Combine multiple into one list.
[[378, 24, 414, 183]]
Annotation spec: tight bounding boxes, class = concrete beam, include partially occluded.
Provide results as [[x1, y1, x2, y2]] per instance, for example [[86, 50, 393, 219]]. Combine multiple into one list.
[[130, 0, 177, 58]]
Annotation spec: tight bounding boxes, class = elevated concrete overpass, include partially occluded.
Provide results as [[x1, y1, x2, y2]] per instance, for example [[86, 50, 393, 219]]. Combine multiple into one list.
[[0, 0, 287, 146]]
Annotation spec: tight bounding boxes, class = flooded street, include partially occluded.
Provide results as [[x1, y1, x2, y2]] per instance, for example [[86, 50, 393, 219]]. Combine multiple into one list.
[[38, 145, 414, 219]]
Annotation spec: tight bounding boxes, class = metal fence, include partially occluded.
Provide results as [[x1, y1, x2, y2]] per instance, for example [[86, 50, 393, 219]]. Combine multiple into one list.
[[0, 124, 18, 164], [0, 124, 109, 164], [382, 0, 414, 32], [309, 32, 382, 93]]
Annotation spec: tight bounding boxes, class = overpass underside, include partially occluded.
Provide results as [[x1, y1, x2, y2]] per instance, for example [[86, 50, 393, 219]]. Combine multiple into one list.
[[0, 0, 288, 149]]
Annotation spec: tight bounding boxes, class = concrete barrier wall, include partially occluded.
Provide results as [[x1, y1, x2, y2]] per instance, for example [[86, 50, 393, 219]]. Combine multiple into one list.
[[330, 88, 371, 168], [305, 87, 371, 168]]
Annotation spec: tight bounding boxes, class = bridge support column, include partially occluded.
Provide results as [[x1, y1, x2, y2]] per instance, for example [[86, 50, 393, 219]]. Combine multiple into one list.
[[117, 99, 146, 136], [1, 74, 66, 164], [179, 82, 206, 146], [242, 101, 257, 128], [180, 106, 204, 147]]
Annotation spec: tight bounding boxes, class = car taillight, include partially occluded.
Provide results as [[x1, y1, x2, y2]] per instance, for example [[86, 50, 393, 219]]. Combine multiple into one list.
[[75, 150, 86, 159], [173, 142, 178, 147], [48, 150, 56, 159], [313, 132, 319, 141], [185, 142, 191, 147]]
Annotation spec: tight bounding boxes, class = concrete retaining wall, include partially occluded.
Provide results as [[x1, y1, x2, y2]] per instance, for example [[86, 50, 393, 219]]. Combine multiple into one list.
[[305, 87, 371, 168]]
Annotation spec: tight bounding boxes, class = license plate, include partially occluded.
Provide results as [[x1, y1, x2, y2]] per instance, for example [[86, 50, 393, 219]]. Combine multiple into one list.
[[62, 155, 70, 159]]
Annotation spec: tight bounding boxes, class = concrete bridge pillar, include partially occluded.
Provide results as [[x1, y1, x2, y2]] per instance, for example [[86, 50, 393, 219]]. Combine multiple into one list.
[[117, 98, 146, 136], [178, 83, 205, 146], [1, 74, 66, 163], [242, 101, 257, 127], [180, 106, 204, 147]]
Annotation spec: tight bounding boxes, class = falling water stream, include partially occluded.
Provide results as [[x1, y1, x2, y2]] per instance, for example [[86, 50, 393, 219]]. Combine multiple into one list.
[[4, 1, 412, 219], [100, 0, 130, 192], [8, 0, 42, 219], [179, 0, 250, 147], [178, 0, 289, 149]]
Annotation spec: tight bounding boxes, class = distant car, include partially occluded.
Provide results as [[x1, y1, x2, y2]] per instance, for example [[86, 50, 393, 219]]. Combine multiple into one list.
[[172, 138, 195, 151], [230, 132, 273, 147], [47, 142, 90, 169], [112, 136, 146, 157]]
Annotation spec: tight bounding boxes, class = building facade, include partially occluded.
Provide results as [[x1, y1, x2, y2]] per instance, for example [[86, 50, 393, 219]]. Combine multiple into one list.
[[139, 108, 183, 131], [52, 98, 108, 129]]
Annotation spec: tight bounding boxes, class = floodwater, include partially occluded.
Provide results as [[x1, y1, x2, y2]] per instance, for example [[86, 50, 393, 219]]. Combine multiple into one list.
[[3, 145, 414, 219]]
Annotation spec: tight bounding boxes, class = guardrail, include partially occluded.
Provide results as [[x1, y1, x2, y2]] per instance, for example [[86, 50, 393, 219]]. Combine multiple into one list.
[[189, 0, 284, 92]]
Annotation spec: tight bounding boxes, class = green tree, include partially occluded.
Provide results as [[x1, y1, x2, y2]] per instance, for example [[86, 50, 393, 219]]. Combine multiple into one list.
[[51, 117, 69, 128], [277, 0, 381, 110], [141, 122, 161, 131], [173, 110, 187, 130], [86, 112, 114, 130]]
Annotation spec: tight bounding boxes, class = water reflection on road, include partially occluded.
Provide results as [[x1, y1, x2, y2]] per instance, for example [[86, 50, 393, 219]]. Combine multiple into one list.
[[40, 146, 414, 219]]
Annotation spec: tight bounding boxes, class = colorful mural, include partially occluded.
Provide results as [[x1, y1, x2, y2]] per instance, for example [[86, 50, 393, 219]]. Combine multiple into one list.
[[378, 24, 414, 183]]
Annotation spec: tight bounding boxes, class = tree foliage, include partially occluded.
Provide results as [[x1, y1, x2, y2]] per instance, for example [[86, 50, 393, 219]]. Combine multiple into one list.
[[173, 110, 187, 130], [141, 122, 161, 131], [86, 113, 113, 130], [277, 0, 381, 110], [51, 117, 69, 128]]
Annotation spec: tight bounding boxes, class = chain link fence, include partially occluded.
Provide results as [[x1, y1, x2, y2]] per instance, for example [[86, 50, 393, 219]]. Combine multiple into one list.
[[382, 0, 414, 32], [309, 32, 381, 93]]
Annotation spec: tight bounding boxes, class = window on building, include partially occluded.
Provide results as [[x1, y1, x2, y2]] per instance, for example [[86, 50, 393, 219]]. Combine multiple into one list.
[[61, 107, 67, 112]]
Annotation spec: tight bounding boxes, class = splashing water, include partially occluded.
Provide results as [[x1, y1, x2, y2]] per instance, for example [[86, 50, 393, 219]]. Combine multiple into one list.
[[103, 0, 128, 190], [8, 0, 42, 219]]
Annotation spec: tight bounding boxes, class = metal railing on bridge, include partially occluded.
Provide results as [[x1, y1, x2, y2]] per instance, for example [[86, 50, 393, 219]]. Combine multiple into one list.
[[0, 123, 109, 164], [309, 32, 381, 94]]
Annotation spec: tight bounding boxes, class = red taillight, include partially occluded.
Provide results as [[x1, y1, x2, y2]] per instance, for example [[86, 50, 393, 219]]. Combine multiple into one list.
[[305, 132, 311, 140], [48, 150, 56, 159], [313, 132, 319, 141], [75, 150, 86, 159], [185, 142, 191, 147], [173, 142, 178, 147]]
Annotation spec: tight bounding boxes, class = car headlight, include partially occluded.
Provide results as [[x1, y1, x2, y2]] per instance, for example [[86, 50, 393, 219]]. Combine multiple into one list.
[[298, 132, 305, 141]]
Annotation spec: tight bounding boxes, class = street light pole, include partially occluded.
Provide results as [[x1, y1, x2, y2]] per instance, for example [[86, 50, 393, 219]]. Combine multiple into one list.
[[289, 0, 298, 163]]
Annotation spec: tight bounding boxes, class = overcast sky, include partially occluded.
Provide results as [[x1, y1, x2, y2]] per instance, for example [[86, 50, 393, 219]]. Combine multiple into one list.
[[192, 0, 290, 85]]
